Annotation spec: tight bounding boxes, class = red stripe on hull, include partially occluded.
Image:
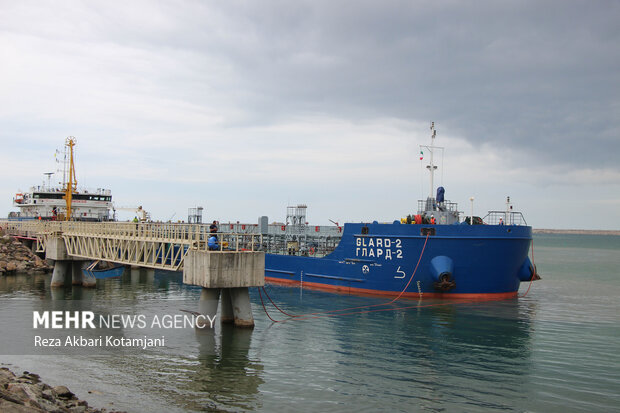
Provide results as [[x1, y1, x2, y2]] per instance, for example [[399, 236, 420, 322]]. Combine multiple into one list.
[[265, 276, 518, 300]]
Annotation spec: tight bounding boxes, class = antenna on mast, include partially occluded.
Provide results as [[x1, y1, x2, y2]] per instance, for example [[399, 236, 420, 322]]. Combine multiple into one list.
[[420, 122, 443, 199], [43, 172, 53, 191]]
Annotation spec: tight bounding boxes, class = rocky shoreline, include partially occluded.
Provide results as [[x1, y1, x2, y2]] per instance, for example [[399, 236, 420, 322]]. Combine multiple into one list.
[[0, 235, 52, 275], [0, 367, 125, 413]]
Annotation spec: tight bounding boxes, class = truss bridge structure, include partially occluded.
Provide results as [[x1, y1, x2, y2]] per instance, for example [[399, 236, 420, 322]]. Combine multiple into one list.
[[1, 221, 262, 271]]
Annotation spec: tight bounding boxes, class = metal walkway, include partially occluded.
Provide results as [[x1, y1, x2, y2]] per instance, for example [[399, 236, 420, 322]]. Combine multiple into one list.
[[0, 221, 261, 271]]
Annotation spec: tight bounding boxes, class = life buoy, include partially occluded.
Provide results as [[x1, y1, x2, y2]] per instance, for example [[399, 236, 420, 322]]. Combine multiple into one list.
[[315, 226, 320, 232], [281, 225, 286, 231], [242, 225, 246, 230], [309, 247, 315, 255]]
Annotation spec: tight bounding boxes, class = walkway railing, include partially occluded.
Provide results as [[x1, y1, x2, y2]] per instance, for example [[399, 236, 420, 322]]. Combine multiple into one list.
[[0, 220, 262, 271]]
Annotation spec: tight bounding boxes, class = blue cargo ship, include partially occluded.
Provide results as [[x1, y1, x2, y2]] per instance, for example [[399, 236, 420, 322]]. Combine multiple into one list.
[[249, 123, 538, 299]]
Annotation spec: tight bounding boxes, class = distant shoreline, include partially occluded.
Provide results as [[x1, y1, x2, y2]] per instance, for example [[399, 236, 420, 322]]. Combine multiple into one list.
[[533, 229, 620, 236]]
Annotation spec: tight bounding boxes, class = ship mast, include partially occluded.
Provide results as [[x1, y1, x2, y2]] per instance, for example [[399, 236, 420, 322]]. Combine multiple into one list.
[[420, 122, 442, 198], [63, 137, 77, 221]]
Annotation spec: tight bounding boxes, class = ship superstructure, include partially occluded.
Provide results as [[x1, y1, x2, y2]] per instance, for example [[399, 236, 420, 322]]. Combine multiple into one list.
[[10, 138, 113, 221]]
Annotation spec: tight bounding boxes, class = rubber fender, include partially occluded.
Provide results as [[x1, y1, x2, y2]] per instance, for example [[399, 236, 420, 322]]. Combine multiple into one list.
[[518, 257, 535, 282], [430, 256, 454, 282]]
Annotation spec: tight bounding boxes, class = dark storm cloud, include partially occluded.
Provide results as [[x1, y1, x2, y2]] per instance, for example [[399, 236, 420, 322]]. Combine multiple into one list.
[[162, 0, 618, 170], [9, 0, 617, 169]]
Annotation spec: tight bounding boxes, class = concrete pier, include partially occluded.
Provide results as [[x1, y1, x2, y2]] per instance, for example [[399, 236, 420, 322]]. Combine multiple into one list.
[[47, 235, 88, 288], [4, 222, 266, 330], [220, 289, 235, 324], [146, 268, 155, 284], [131, 266, 140, 285], [51, 261, 70, 288], [184, 250, 265, 328], [71, 261, 84, 286], [197, 288, 221, 328], [228, 287, 255, 328]]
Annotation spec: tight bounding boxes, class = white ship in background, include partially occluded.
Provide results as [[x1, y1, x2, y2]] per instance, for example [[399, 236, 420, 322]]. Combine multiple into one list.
[[9, 137, 113, 221]]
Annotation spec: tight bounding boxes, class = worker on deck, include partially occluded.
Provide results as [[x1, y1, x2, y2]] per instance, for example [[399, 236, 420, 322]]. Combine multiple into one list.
[[208, 235, 219, 250], [210, 220, 218, 239], [430, 215, 436, 225]]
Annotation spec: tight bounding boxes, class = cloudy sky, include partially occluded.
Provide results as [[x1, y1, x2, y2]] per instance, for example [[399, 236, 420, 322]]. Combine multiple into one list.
[[1, 1, 618, 229]]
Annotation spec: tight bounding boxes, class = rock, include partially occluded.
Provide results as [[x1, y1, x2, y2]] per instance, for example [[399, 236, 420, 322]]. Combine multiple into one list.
[[0, 367, 120, 412], [0, 238, 51, 274], [6, 383, 41, 406], [41, 389, 56, 402], [0, 400, 34, 413], [52, 385, 74, 399]]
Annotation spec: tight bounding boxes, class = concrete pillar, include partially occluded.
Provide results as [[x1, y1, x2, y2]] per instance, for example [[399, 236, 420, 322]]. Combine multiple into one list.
[[131, 266, 140, 285], [71, 261, 84, 286], [146, 269, 155, 284], [229, 287, 255, 328], [197, 288, 220, 328], [51, 260, 69, 288], [220, 289, 234, 324]]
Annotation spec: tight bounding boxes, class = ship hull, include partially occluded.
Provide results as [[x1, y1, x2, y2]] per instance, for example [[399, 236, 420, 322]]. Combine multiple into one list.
[[265, 222, 532, 298]]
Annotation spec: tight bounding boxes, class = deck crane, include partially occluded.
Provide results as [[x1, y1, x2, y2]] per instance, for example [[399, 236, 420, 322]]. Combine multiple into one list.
[[113, 205, 150, 222]]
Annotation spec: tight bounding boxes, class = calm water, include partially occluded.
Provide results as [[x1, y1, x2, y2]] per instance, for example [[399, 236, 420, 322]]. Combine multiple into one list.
[[1, 234, 619, 412]]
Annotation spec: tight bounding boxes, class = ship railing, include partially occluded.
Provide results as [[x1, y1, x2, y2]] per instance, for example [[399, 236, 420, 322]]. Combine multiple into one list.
[[417, 199, 459, 214], [259, 233, 340, 257], [482, 211, 528, 226]]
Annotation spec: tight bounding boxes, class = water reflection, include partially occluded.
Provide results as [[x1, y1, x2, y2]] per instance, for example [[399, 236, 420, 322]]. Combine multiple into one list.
[[182, 325, 264, 411], [1, 271, 535, 412], [256, 288, 537, 412]]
